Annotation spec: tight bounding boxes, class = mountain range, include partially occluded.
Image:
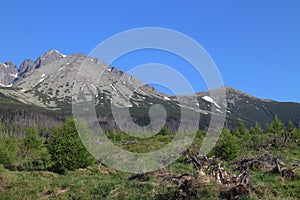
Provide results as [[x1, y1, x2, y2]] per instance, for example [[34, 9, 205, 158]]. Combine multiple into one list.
[[1, 50, 300, 131]]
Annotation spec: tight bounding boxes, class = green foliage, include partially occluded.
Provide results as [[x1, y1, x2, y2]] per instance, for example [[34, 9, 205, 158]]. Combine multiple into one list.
[[0, 122, 4, 134], [0, 119, 300, 199], [1, 116, 300, 199], [107, 129, 125, 142], [233, 119, 246, 137], [20, 125, 50, 170], [287, 120, 295, 133], [269, 115, 285, 146], [249, 123, 264, 149], [158, 126, 171, 136], [23, 126, 43, 150], [269, 115, 285, 134], [233, 120, 251, 151], [0, 136, 18, 166], [47, 118, 95, 174], [214, 128, 239, 161], [295, 127, 300, 142], [287, 120, 296, 139]]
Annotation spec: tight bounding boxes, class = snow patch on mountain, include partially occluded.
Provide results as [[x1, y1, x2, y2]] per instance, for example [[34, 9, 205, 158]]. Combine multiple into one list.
[[91, 83, 97, 90], [10, 73, 18, 78], [202, 96, 221, 108], [110, 84, 117, 92], [1, 63, 8, 68], [0, 83, 12, 87], [164, 96, 170, 101]]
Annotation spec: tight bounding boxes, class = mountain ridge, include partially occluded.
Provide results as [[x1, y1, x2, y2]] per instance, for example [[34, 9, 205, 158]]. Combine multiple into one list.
[[0, 50, 299, 130], [0, 49, 297, 104]]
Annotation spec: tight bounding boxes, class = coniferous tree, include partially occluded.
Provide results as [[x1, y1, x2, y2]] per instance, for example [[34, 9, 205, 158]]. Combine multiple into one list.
[[47, 118, 95, 174], [21, 125, 50, 170], [269, 115, 285, 147], [234, 119, 251, 149], [233, 119, 246, 138], [0, 136, 18, 166], [214, 128, 239, 161], [284, 120, 295, 146], [295, 126, 300, 144], [249, 123, 264, 149]]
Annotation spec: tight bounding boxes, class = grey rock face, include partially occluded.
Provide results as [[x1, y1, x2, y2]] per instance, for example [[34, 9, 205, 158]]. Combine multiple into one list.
[[1, 49, 66, 87], [15, 49, 66, 83], [34, 49, 65, 69], [19, 59, 35, 74], [19, 50, 65, 75], [0, 62, 18, 87], [1, 50, 300, 129], [14, 52, 162, 108]]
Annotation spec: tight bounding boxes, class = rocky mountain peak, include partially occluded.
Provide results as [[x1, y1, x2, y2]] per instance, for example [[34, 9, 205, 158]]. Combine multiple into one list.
[[222, 86, 273, 102], [35, 49, 66, 69], [19, 59, 35, 74], [5, 62, 17, 69], [197, 86, 273, 103], [16, 49, 67, 83], [0, 50, 300, 129], [0, 61, 18, 87]]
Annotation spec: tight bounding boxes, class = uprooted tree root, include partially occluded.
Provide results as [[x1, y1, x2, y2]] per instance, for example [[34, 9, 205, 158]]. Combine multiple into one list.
[[154, 155, 254, 199], [235, 153, 298, 179], [190, 155, 254, 199], [160, 153, 299, 199], [273, 158, 297, 179]]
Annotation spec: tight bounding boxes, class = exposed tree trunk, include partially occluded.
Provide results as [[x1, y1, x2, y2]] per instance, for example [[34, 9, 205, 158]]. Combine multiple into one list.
[[284, 132, 291, 146]]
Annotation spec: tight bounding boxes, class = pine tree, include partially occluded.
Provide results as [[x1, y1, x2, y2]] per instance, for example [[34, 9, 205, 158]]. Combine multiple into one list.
[[233, 119, 246, 138], [234, 119, 251, 149], [269, 115, 285, 147], [214, 128, 239, 161], [295, 127, 300, 144], [249, 123, 264, 149], [0, 136, 18, 166], [47, 118, 95, 174], [284, 120, 295, 146], [21, 125, 50, 170]]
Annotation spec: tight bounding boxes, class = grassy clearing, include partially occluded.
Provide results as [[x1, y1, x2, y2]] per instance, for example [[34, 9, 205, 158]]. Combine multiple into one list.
[[0, 143, 299, 199], [0, 118, 300, 199], [0, 165, 176, 200]]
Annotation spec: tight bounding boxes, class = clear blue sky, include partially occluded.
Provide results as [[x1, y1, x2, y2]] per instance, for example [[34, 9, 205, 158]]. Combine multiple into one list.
[[1, 0, 300, 102]]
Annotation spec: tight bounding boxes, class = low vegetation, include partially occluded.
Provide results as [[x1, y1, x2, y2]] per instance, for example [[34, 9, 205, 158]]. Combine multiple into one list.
[[0, 116, 299, 199]]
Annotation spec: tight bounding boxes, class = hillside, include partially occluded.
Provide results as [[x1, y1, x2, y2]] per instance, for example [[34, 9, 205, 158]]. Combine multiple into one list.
[[0, 50, 300, 200], [0, 50, 300, 131]]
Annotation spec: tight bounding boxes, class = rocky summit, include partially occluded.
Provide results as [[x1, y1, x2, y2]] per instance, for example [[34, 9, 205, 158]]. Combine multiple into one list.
[[0, 50, 300, 130]]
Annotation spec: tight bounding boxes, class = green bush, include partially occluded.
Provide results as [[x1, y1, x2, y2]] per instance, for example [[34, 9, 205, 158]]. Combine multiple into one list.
[[269, 115, 285, 147], [214, 128, 239, 161], [249, 123, 264, 149], [0, 136, 18, 166], [20, 125, 50, 170], [47, 118, 95, 174], [158, 126, 171, 136]]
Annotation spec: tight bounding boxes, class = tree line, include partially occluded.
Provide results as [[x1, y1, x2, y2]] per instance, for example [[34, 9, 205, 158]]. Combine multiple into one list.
[[213, 116, 300, 161], [0, 116, 299, 174], [0, 119, 96, 174]]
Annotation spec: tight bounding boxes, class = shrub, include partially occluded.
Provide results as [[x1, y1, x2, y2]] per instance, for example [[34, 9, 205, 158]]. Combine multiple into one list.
[[47, 118, 95, 174], [269, 115, 285, 147], [214, 128, 239, 161], [249, 123, 264, 149], [20, 125, 50, 170], [0, 136, 18, 166], [158, 126, 171, 136]]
